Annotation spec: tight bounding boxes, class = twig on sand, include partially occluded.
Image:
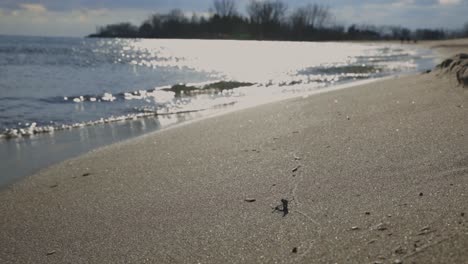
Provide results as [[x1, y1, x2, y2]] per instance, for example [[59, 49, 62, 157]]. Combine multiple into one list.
[[292, 166, 301, 173]]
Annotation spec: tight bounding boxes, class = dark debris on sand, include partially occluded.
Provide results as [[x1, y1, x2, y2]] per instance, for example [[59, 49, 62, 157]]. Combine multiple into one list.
[[273, 199, 289, 217], [292, 166, 301, 173]]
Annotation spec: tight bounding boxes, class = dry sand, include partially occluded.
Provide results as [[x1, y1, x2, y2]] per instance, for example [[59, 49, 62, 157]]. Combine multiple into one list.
[[0, 40, 467, 264], [420, 38, 468, 57]]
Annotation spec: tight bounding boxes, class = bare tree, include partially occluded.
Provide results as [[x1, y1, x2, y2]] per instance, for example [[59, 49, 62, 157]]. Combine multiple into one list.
[[290, 4, 330, 30], [145, 9, 186, 28], [167, 9, 187, 23], [247, 0, 287, 25], [213, 0, 237, 17]]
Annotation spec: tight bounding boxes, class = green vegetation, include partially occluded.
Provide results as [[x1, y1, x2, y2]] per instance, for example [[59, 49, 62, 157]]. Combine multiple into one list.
[[162, 81, 255, 97]]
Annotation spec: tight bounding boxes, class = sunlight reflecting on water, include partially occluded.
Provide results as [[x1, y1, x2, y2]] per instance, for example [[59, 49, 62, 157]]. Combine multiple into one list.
[[0, 37, 438, 187], [0, 37, 435, 139]]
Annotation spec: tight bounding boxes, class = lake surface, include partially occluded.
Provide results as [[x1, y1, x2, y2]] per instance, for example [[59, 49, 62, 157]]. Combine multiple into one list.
[[0, 36, 437, 187]]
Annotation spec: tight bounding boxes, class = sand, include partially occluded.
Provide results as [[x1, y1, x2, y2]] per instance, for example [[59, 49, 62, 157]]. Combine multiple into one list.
[[419, 38, 468, 57], [0, 41, 467, 264]]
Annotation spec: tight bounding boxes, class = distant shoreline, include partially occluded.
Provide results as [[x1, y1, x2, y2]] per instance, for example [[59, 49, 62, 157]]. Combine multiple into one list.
[[89, 2, 466, 41]]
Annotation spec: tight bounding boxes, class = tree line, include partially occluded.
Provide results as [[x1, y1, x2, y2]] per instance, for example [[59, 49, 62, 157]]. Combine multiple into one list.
[[89, 0, 468, 41]]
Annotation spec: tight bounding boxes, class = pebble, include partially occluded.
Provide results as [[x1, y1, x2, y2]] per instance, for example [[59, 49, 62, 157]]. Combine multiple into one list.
[[46, 250, 56, 256], [394, 246, 406, 255], [374, 223, 388, 231], [244, 198, 256, 203]]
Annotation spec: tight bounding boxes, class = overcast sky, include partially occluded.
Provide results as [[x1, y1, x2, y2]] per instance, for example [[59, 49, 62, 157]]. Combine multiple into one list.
[[0, 0, 466, 37]]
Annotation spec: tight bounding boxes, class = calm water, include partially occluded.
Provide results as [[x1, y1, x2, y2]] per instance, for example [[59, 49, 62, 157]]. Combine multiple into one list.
[[0, 36, 437, 187]]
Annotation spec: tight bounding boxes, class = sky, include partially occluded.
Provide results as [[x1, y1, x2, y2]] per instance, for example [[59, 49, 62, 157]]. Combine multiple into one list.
[[0, 0, 466, 37]]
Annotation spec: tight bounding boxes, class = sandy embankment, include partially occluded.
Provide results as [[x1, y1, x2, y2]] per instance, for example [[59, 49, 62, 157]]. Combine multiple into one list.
[[0, 41, 467, 263]]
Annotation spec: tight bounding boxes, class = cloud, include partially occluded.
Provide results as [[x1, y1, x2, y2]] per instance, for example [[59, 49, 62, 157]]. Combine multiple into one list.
[[392, 0, 416, 7], [438, 0, 461, 5], [20, 3, 47, 13], [77, 9, 110, 23], [0, 7, 150, 36]]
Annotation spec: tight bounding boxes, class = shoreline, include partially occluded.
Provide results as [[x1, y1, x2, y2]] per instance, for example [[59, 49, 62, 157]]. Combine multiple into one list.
[[0, 76, 397, 190], [0, 76, 394, 190], [0, 40, 467, 263], [0, 41, 437, 189]]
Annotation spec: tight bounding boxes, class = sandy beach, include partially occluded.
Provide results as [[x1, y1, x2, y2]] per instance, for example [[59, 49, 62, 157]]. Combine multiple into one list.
[[0, 40, 467, 263]]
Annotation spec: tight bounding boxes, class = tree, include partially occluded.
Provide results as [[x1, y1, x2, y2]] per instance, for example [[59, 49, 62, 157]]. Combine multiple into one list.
[[347, 24, 381, 40], [390, 26, 411, 40], [139, 22, 153, 37], [247, 0, 287, 25], [213, 0, 237, 18], [463, 22, 468, 37], [290, 4, 330, 30], [95, 22, 138, 38]]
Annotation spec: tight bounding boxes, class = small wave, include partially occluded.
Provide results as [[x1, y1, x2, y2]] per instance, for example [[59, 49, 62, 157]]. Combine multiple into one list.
[[43, 94, 117, 104], [300, 64, 382, 75], [50, 80, 255, 104], [0, 105, 217, 140], [0, 112, 153, 139], [355, 53, 411, 62], [0, 81, 252, 140]]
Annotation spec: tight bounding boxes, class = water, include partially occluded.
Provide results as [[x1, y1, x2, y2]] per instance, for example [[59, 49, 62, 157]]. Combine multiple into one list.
[[0, 36, 437, 187]]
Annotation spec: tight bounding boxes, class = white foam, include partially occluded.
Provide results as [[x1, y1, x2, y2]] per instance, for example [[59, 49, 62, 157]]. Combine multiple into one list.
[[101, 93, 116, 102]]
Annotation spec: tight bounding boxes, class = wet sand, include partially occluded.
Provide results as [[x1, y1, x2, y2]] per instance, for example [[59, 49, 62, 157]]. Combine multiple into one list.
[[0, 41, 467, 263]]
